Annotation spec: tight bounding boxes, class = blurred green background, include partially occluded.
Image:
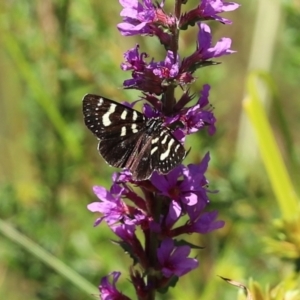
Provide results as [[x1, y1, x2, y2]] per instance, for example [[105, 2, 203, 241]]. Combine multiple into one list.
[[0, 0, 300, 299]]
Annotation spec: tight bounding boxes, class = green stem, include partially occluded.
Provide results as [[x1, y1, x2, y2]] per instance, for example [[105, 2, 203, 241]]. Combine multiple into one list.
[[163, 0, 181, 115], [0, 218, 98, 298], [244, 72, 299, 219]]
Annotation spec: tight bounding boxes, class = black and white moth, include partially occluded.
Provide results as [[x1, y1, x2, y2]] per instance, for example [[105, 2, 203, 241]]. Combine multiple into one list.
[[82, 94, 186, 181]]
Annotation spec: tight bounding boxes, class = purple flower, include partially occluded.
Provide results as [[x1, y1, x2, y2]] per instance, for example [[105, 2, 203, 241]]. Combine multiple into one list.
[[157, 238, 198, 278], [199, 0, 240, 23], [151, 166, 186, 202], [172, 85, 216, 136], [112, 223, 137, 241], [152, 50, 179, 79], [143, 102, 161, 118], [112, 224, 148, 269], [182, 153, 210, 190], [142, 84, 215, 134], [184, 86, 216, 135], [180, 0, 240, 29], [87, 186, 128, 226], [117, 1, 174, 31], [121, 45, 161, 94], [112, 170, 133, 185], [99, 272, 130, 300], [122, 33, 230, 95], [186, 209, 225, 234], [151, 153, 210, 207], [181, 23, 235, 74], [118, 0, 158, 36], [197, 23, 235, 59], [121, 45, 182, 95], [164, 199, 183, 229], [117, 0, 175, 46], [121, 44, 148, 72], [186, 105, 213, 133]]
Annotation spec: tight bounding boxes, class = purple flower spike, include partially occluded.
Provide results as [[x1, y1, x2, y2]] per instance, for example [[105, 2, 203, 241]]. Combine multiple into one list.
[[99, 272, 131, 300], [85, 0, 239, 296], [157, 238, 199, 278]]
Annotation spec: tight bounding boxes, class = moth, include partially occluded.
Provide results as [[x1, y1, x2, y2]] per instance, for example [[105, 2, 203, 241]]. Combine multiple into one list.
[[82, 94, 186, 181]]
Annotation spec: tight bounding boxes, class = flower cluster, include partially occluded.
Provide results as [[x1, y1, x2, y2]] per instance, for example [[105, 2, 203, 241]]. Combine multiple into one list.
[[87, 0, 239, 299]]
